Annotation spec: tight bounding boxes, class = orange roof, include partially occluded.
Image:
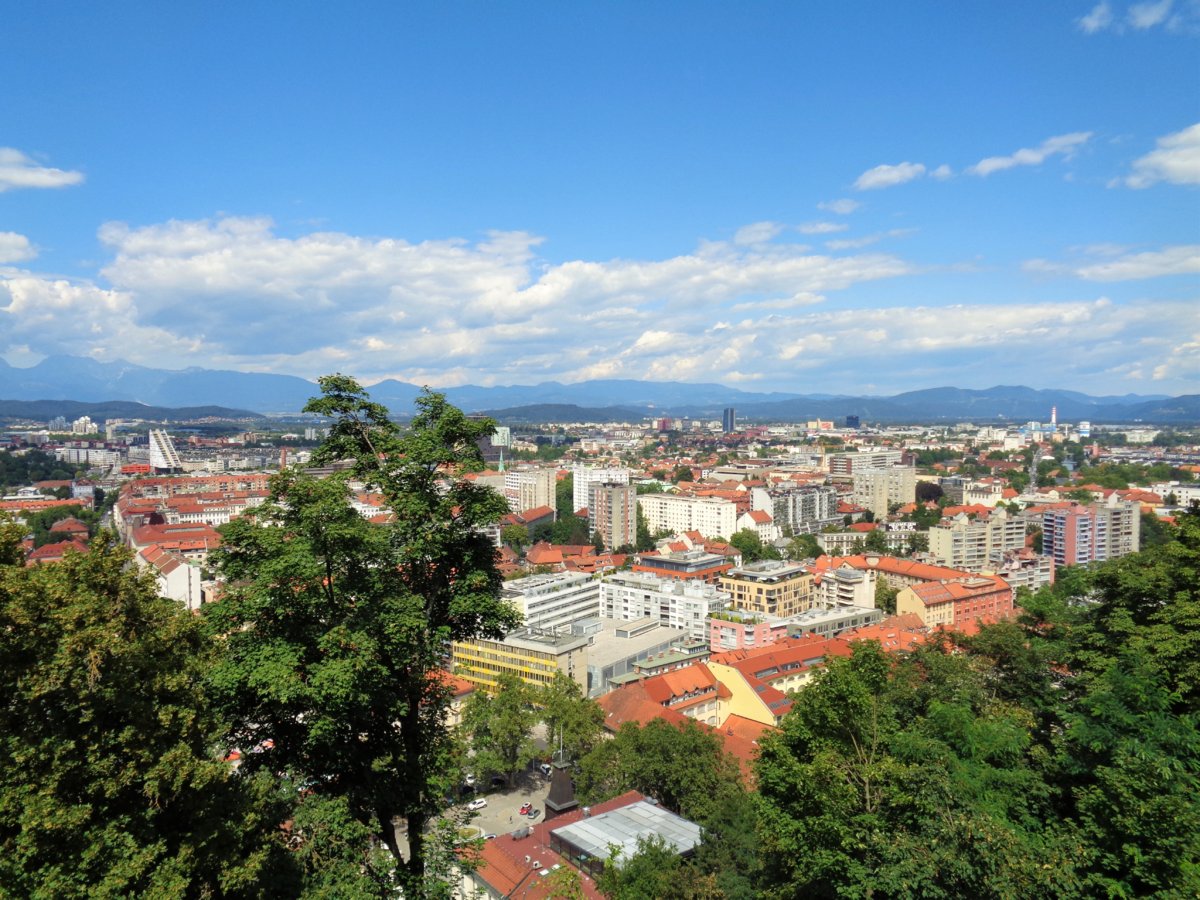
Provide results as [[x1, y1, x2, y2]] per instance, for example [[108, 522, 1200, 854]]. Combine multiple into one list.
[[597, 682, 691, 732], [844, 614, 928, 652], [25, 539, 88, 564], [525, 542, 564, 566], [746, 510, 772, 524], [810, 554, 972, 583]]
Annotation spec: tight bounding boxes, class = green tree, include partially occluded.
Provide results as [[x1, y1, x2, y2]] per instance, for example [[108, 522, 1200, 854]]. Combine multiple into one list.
[[729, 528, 780, 563], [0, 535, 294, 898], [204, 377, 521, 897], [787, 532, 823, 560], [576, 719, 743, 824], [556, 473, 575, 516], [537, 672, 605, 764], [596, 834, 682, 900], [874, 577, 899, 614], [461, 673, 539, 785], [500, 523, 528, 552], [1139, 509, 1172, 549], [635, 505, 655, 552], [1055, 650, 1200, 896], [863, 527, 890, 554], [755, 641, 1075, 898], [906, 530, 929, 555]]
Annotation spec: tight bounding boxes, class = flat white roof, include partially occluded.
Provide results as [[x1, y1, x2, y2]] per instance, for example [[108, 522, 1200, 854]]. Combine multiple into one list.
[[550, 800, 701, 864]]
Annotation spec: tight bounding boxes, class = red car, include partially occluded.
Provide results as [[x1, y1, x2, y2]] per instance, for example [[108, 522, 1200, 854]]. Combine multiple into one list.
[[519, 802, 532, 816]]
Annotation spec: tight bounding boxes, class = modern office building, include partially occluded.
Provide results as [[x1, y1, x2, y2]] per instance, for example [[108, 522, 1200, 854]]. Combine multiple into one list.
[[632, 549, 733, 584], [599, 571, 729, 640], [719, 560, 816, 618], [148, 429, 183, 473], [501, 571, 600, 631], [722, 407, 736, 434]]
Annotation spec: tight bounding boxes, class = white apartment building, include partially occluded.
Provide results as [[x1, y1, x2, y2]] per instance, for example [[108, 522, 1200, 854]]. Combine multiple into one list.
[[928, 508, 1027, 572], [637, 494, 738, 540], [811, 564, 878, 609], [599, 571, 729, 640], [71, 415, 99, 435], [750, 484, 840, 533], [828, 449, 903, 476], [148, 429, 183, 472], [503, 466, 557, 515], [573, 463, 631, 514], [56, 447, 122, 468], [1151, 482, 1200, 508], [852, 467, 916, 519], [501, 571, 600, 632]]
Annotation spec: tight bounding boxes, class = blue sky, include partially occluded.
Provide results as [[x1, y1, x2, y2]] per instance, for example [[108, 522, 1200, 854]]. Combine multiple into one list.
[[1, 2, 1197, 397]]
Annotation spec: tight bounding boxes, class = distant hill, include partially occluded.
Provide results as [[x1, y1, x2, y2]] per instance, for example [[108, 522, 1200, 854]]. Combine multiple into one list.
[[0, 399, 264, 424], [0, 355, 1192, 424], [481, 403, 652, 424], [0, 355, 316, 412]]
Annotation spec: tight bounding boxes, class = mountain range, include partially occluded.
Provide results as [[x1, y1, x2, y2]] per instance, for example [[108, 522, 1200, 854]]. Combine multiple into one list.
[[0, 355, 1195, 425]]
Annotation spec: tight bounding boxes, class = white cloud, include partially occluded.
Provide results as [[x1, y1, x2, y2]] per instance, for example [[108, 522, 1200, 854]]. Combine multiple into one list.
[[1078, 2, 1115, 32], [0, 232, 36, 264], [1123, 122, 1200, 187], [797, 221, 848, 235], [817, 198, 860, 214], [733, 221, 785, 245], [0, 148, 84, 192], [5, 214, 1195, 397], [853, 161, 926, 190], [1128, 0, 1173, 29], [49, 216, 903, 382], [1024, 244, 1200, 280], [969, 132, 1092, 176], [826, 228, 916, 251], [930, 164, 953, 180]]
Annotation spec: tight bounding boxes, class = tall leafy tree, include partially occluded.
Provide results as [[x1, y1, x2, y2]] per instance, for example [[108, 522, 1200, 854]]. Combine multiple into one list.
[[576, 718, 744, 824], [537, 671, 605, 764], [0, 533, 293, 898], [204, 377, 521, 898], [461, 673, 539, 785]]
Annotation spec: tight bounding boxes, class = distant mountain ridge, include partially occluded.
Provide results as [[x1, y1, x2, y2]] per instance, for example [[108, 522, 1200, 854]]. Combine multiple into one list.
[[0, 399, 263, 423], [0, 355, 1193, 424]]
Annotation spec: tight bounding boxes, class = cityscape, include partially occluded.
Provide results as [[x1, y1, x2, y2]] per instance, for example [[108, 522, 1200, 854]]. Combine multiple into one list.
[[2, 3, 1198, 898]]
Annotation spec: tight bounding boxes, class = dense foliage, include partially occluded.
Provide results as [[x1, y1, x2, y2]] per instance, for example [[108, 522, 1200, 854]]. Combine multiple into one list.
[[587, 509, 1200, 898], [203, 377, 520, 898], [0, 448, 80, 491], [0, 527, 292, 898]]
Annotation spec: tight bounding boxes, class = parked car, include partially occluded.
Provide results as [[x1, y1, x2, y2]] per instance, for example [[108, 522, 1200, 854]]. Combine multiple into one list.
[[527, 808, 541, 820], [519, 802, 533, 815], [483, 833, 497, 840], [467, 798, 487, 811], [538, 763, 553, 777], [464, 774, 476, 786]]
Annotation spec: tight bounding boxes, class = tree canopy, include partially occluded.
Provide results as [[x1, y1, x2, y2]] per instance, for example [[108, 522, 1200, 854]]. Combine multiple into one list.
[[203, 377, 521, 898], [0, 533, 292, 898]]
